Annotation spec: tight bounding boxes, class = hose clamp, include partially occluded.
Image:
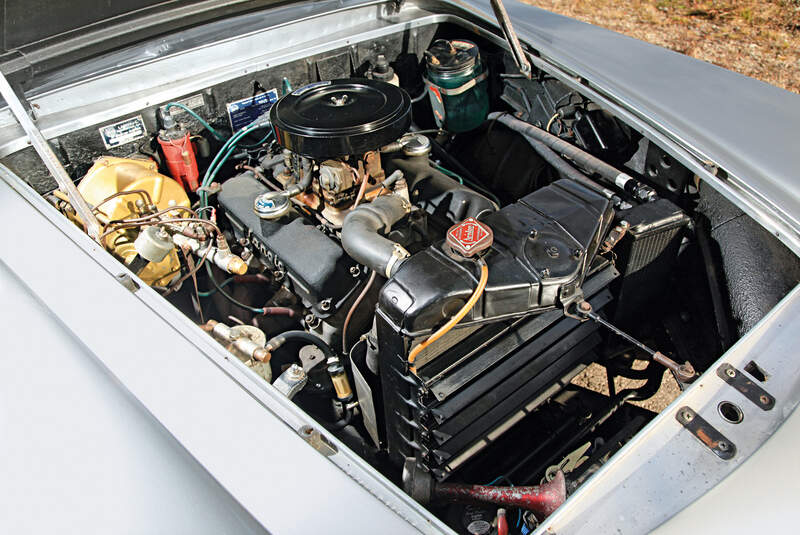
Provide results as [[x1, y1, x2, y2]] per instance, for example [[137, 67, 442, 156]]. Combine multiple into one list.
[[385, 244, 410, 278]]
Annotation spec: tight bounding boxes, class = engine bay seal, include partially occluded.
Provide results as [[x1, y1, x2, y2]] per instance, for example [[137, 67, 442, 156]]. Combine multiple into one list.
[[270, 78, 411, 158]]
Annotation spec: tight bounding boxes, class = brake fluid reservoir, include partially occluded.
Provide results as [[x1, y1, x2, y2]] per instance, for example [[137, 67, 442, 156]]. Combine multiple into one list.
[[424, 39, 489, 133]]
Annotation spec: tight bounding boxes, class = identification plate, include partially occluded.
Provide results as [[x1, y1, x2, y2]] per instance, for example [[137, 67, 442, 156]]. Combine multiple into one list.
[[160, 94, 205, 116], [226, 89, 279, 131], [99, 116, 147, 149]]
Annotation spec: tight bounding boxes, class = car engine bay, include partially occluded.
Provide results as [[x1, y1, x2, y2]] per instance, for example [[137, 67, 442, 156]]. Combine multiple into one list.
[[4, 19, 800, 535]]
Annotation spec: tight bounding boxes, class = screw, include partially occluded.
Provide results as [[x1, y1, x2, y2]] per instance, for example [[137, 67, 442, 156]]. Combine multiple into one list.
[[718, 440, 730, 452], [726, 368, 736, 378], [681, 409, 694, 421], [760, 394, 770, 404], [320, 299, 332, 311], [349, 266, 361, 277], [578, 301, 592, 313]]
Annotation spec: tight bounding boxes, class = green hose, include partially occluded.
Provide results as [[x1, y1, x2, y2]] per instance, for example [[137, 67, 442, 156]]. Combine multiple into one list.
[[164, 102, 227, 141]]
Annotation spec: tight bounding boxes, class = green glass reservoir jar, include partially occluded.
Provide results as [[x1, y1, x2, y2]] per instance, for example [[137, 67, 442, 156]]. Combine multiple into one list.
[[424, 39, 489, 133]]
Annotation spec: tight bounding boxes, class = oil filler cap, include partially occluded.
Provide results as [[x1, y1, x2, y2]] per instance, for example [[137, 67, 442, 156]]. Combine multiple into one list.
[[446, 217, 493, 257]]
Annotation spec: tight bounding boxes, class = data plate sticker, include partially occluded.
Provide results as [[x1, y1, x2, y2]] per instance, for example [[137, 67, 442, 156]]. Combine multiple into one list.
[[160, 94, 205, 116], [226, 89, 279, 131], [99, 116, 147, 149]]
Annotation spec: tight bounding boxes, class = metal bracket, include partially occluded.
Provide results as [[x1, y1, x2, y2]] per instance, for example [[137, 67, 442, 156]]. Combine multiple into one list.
[[676, 406, 736, 460], [298, 425, 338, 456], [716, 363, 775, 411]]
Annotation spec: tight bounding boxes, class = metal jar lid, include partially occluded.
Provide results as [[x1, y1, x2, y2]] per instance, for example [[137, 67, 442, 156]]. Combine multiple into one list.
[[424, 39, 480, 77]]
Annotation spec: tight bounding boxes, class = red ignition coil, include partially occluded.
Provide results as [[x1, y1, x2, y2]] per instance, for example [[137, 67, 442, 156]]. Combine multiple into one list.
[[158, 113, 200, 192]]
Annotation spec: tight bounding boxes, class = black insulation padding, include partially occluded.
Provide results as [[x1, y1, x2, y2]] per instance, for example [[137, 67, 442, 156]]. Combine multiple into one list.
[[697, 184, 800, 336]]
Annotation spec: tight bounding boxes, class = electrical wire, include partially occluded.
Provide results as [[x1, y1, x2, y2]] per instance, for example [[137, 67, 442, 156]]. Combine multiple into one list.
[[199, 121, 272, 211], [546, 112, 559, 134], [164, 102, 227, 141], [342, 270, 377, 354], [484, 476, 523, 529], [198, 276, 235, 297], [352, 170, 370, 208], [204, 262, 267, 314], [432, 163, 502, 206], [408, 258, 488, 373], [162, 241, 213, 297]]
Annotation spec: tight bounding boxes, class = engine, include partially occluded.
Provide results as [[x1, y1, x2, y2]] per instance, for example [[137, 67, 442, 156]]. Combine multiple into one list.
[[217, 78, 626, 480], [43, 40, 708, 533]]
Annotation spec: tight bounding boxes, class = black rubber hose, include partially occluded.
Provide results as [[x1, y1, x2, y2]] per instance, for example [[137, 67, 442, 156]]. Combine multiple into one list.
[[324, 407, 354, 430], [342, 195, 411, 278], [266, 330, 335, 360], [519, 133, 615, 198], [488, 112, 656, 202]]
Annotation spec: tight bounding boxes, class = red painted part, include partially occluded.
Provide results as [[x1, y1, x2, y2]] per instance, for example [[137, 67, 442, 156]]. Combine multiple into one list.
[[446, 217, 493, 257], [496, 509, 508, 535], [158, 131, 200, 191], [434, 471, 566, 518]]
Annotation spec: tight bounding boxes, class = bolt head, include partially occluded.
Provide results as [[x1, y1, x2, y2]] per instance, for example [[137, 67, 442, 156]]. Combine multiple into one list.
[[726, 368, 736, 378]]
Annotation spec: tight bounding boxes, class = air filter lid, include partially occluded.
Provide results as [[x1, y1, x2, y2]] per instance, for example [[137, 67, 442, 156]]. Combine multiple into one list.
[[270, 79, 411, 158]]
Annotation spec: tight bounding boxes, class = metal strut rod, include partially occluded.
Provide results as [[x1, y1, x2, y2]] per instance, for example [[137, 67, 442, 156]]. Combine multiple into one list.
[[575, 300, 697, 383], [0, 71, 102, 240], [489, 0, 532, 78]]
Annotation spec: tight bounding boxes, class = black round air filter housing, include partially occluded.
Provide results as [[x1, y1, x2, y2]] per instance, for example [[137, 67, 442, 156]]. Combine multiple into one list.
[[270, 79, 411, 158]]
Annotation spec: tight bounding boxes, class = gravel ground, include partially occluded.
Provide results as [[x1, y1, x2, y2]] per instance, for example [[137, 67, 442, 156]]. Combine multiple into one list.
[[526, 0, 800, 94], [571, 361, 682, 413]]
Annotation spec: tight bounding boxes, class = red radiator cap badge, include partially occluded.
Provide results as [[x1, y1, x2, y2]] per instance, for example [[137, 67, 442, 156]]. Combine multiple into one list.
[[446, 217, 493, 257]]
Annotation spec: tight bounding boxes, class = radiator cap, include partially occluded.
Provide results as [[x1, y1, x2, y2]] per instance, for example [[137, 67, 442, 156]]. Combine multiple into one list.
[[446, 217, 493, 257]]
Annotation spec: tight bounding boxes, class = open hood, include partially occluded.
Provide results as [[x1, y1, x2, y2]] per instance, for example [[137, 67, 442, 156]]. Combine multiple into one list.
[[0, 0, 291, 86]]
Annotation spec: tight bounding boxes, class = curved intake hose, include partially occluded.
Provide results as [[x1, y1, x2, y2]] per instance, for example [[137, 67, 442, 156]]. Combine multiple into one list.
[[488, 112, 656, 202], [342, 194, 411, 278], [284, 157, 313, 197]]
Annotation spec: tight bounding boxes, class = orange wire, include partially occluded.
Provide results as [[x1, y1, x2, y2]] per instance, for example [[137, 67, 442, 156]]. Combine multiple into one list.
[[408, 259, 488, 373]]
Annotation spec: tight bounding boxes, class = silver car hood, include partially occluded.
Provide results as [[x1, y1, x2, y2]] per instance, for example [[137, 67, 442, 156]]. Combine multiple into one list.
[[459, 0, 800, 242]]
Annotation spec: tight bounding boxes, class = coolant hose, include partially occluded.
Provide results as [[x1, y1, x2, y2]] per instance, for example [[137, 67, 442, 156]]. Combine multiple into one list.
[[265, 330, 335, 360], [488, 112, 656, 202], [341, 195, 411, 278], [408, 257, 489, 373]]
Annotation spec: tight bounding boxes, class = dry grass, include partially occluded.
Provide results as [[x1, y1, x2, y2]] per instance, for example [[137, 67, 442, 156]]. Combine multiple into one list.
[[527, 0, 800, 93]]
